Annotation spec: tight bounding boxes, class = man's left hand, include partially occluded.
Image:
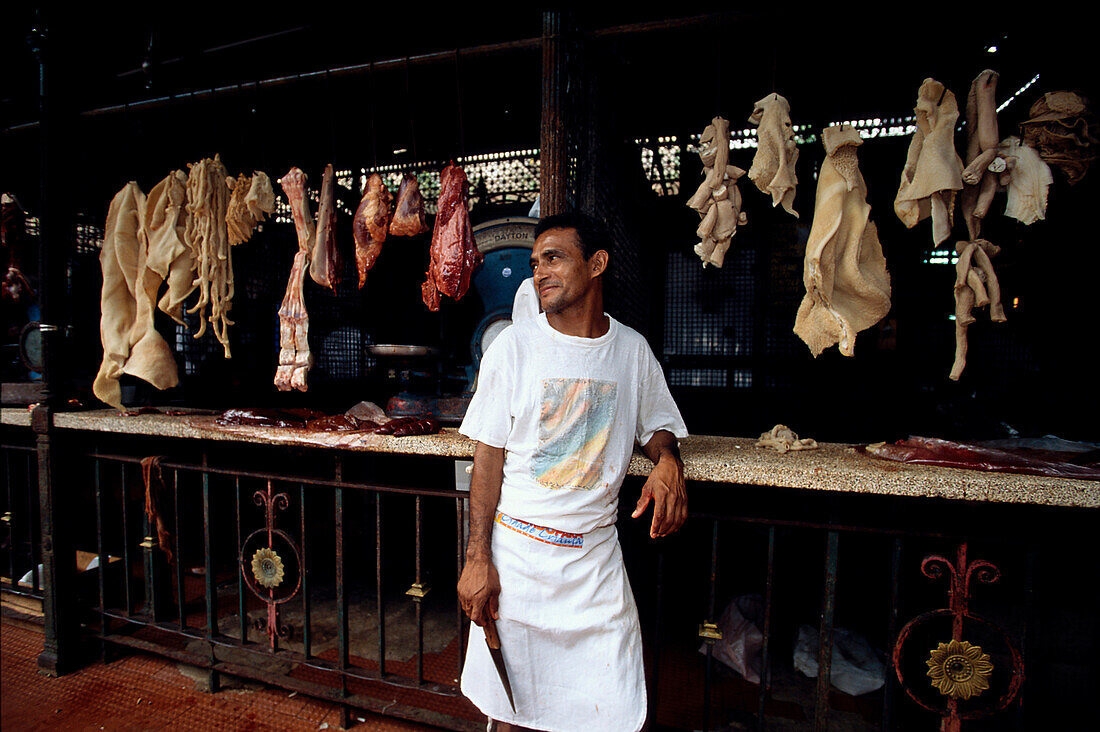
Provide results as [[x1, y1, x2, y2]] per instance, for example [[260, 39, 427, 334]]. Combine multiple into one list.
[[632, 443, 687, 539]]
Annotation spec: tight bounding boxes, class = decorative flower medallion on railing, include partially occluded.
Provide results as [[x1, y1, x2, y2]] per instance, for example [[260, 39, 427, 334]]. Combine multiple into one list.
[[893, 543, 1024, 731], [251, 547, 285, 589], [239, 480, 302, 651], [926, 639, 993, 700]]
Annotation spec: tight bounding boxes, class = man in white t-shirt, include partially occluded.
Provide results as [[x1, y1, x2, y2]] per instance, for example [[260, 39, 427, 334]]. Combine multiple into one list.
[[457, 212, 688, 731]]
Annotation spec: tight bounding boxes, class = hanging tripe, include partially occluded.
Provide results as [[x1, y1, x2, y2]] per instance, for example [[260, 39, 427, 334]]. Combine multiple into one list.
[[748, 93, 799, 218], [687, 116, 747, 268], [794, 124, 891, 358]]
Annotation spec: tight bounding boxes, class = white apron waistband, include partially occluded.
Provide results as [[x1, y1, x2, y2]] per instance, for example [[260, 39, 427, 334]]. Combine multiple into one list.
[[494, 511, 585, 548]]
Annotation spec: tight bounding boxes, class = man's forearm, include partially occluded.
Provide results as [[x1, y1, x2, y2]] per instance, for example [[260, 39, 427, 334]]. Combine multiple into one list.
[[466, 441, 505, 562], [642, 429, 682, 466]]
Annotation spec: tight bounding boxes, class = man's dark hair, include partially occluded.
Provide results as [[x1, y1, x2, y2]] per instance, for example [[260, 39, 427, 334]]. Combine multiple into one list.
[[534, 211, 611, 261]]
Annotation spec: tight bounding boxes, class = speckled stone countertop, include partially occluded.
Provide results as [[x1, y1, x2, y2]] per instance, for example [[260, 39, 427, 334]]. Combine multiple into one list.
[[3, 408, 1097, 508]]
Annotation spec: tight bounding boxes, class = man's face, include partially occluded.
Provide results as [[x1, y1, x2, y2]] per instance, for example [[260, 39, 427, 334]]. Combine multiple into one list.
[[530, 227, 602, 314]]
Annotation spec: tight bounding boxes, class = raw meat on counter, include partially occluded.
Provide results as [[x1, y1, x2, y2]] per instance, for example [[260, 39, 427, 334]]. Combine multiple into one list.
[[310, 164, 342, 292], [352, 173, 394, 288], [421, 163, 482, 311], [687, 116, 748, 268], [794, 125, 891, 357], [389, 173, 429, 237], [213, 405, 440, 438], [748, 93, 799, 218], [862, 436, 1099, 481], [756, 425, 818, 454], [894, 79, 964, 248], [275, 167, 316, 391]]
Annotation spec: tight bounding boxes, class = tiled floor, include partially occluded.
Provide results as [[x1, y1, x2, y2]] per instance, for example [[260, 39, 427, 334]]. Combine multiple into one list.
[[1, 618, 440, 731]]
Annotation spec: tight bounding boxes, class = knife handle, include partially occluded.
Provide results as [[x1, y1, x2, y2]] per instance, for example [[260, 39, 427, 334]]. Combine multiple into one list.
[[484, 620, 501, 650]]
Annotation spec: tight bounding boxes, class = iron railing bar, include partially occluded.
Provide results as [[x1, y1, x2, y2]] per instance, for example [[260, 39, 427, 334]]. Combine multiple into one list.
[[376, 491, 386, 677], [300, 482, 311, 659], [173, 469, 185, 630], [120, 463, 132, 615], [3, 447, 14, 590], [236, 477, 247, 645], [0, 443, 36, 452], [651, 546, 665, 726], [414, 494, 424, 685], [29, 451, 40, 593], [82, 453, 466, 499], [94, 456, 108, 642], [688, 511, 954, 540], [201, 452, 219, 689], [883, 536, 902, 732], [703, 519, 719, 732], [455, 496, 466, 681], [335, 477, 349, 704], [813, 531, 840, 732], [142, 504, 157, 622], [95, 611, 462, 696], [757, 525, 776, 730]]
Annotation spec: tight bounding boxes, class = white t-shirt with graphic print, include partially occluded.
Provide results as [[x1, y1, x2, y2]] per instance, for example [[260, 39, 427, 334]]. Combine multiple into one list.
[[459, 312, 688, 535]]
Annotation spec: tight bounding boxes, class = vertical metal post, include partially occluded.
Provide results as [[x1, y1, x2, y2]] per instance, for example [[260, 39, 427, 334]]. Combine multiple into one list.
[[201, 454, 219, 691], [236, 478, 247, 644], [411, 496, 423, 684], [703, 519, 719, 732], [29, 451, 41, 594], [335, 475, 349, 708], [94, 457, 108, 647], [456, 496, 466, 682], [651, 547, 665, 726], [174, 469, 185, 629], [121, 463, 133, 615], [540, 10, 568, 216], [4, 450, 14, 590], [757, 526, 776, 730], [34, 405, 76, 676], [882, 537, 902, 732], [813, 531, 840, 732], [300, 483, 311, 659], [376, 492, 386, 677]]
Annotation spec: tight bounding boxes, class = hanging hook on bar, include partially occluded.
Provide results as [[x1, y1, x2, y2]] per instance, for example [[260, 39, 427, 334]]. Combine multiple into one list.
[[454, 49, 466, 162], [404, 56, 418, 163]]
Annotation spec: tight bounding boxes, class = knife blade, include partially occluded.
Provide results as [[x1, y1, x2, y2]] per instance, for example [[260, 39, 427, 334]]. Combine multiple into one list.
[[483, 619, 516, 713]]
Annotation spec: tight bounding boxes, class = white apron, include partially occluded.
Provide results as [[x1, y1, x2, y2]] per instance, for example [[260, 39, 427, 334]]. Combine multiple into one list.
[[461, 513, 646, 732]]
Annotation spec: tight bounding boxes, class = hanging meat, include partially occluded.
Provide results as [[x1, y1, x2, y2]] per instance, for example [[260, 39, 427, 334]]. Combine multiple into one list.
[[184, 155, 235, 357], [748, 93, 799, 218], [950, 239, 1005, 381], [309, 164, 342, 292], [1020, 91, 1097, 185], [226, 171, 274, 247], [1001, 136, 1052, 225], [389, 173, 430, 237], [275, 167, 316, 392], [894, 79, 965, 248], [687, 116, 748, 268], [422, 163, 482, 311], [147, 170, 194, 326], [93, 181, 180, 409], [794, 125, 891, 358], [959, 70, 1006, 241], [352, 173, 393, 288]]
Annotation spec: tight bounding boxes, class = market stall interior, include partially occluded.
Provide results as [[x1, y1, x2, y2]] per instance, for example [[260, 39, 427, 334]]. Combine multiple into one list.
[[2, 7, 1098, 732]]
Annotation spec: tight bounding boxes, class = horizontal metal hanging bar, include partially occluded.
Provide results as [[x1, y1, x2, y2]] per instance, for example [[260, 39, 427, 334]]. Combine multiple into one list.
[[4, 12, 737, 134]]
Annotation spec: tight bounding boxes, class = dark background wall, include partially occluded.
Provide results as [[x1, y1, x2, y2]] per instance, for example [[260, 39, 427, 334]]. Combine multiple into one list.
[[2, 7, 1096, 443]]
